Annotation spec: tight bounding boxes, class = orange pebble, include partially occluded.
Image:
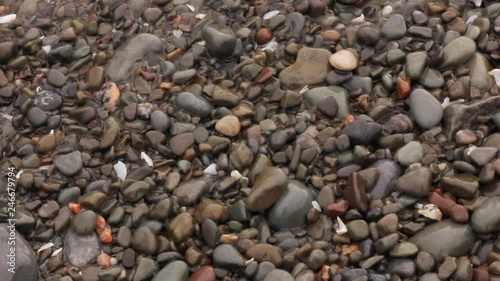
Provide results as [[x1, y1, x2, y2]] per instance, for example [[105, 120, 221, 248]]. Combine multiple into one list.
[[68, 203, 81, 214], [396, 76, 411, 100], [343, 114, 355, 126], [160, 82, 173, 90], [99, 225, 113, 243], [96, 216, 106, 233], [97, 252, 111, 268]]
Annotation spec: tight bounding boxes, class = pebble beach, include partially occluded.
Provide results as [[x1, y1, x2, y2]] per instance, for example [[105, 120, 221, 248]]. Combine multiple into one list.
[[1, 0, 500, 280]]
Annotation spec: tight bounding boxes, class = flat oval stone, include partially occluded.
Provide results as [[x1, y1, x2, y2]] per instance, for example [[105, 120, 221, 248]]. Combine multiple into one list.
[[247, 167, 288, 212], [440, 37, 476, 69], [175, 92, 213, 119], [407, 89, 443, 129], [408, 220, 475, 262], [33, 89, 62, 111]]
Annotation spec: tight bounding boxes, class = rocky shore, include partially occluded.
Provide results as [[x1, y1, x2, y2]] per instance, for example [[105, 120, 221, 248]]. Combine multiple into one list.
[[0, 0, 500, 280]]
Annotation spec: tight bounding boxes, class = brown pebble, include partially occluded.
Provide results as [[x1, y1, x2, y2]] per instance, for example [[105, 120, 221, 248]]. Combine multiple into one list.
[[255, 28, 273, 45], [428, 192, 469, 222], [188, 265, 216, 281], [324, 200, 349, 218], [122, 248, 136, 268], [396, 77, 411, 100]]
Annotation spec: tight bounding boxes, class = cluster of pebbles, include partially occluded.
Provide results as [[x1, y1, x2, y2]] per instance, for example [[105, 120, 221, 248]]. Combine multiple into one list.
[[1, 0, 500, 280]]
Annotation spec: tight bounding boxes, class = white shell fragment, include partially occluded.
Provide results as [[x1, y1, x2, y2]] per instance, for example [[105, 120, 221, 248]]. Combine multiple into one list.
[[1, 113, 13, 121], [114, 161, 127, 181], [470, 0, 482, 8], [195, 14, 206, 20], [140, 152, 153, 167], [231, 170, 242, 180], [204, 163, 217, 175], [382, 5, 393, 17], [417, 204, 443, 221], [441, 97, 465, 109], [51, 248, 62, 257], [334, 217, 348, 234], [312, 201, 322, 212], [16, 169, 24, 179], [466, 15, 478, 25], [37, 242, 54, 253], [299, 85, 309, 94], [489, 69, 500, 87], [0, 14, 17, 24], [173, 29, 183, 38], [186, 4, 195, 12], [263, 10, 280, 20], [42, 45, 52, 54], [260, 37, 278, 51], [351, 14, 365, 24], [466, 145, 477, 156]]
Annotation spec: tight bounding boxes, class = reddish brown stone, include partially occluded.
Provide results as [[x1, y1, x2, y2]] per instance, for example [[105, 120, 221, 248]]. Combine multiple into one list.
[[344, 172, 368, 212], [86, 66, 105, 90], [255, 28, 273, 45], [428, 192, 469, 222], [472, 268, 490, 281], [188, 265, 216, 281], [396, 77, 411, 100], [308, 0, 326, 18], [324, 200, 349, 218], [254, 67, 273, 84]]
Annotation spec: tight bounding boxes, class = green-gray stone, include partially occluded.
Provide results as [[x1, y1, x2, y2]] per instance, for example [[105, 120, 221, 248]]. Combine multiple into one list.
[[304, 86, 350, 118], [152, 261, 188, 281], [470, 196, 500, 233]]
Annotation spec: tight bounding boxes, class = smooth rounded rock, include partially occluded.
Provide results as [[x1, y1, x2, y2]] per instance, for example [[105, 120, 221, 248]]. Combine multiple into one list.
[[470, 196, 500, 233], [407, 89, 443, 129]]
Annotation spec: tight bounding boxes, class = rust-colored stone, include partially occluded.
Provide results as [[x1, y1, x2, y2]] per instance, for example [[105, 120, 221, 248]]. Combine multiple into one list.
[[255, 28, 273, 45], [188, 265, 216, 281], [396, 77, 411, 100], [428, 192, 469, 222]]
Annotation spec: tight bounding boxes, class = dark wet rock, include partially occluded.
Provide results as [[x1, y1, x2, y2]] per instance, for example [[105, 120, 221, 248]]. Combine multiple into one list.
[[0, 224, 38, 281], [268, 180, 314, 230], [63, 229, 102, 267], [369, 160, 402, 199], [340, 120, 382, 146]]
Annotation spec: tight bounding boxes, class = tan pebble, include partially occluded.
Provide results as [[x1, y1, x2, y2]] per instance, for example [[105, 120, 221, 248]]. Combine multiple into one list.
[[220, 234, 238, 244], [97, 252, 111, 268], [329, 49, 358, 71], [215, 115, 241, 137]]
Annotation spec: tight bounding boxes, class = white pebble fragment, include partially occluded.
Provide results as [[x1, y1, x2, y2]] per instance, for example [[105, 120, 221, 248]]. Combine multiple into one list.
[[417, 204, 443, 221], [231, 170, 242, 180], [204, 163, 217, 175], [195, 14, 206, 20], [113, 161, 127, 181], [52, 248, 62, 257], [140, 152, 153, 167], [382, 5, 393, 17], [37, 242, 54, 253], [186, 4, 195, 12], [351, 14, 365, 24], [334, 217, 348, 234], [470, 0, 482, 8], [42, 45, 52, 54], [263, 10, 280, 20], [0, 14, 17, 24], [312, 201, 322, 212], [489, 69, 500, 87], [466, 15, 478, 25]]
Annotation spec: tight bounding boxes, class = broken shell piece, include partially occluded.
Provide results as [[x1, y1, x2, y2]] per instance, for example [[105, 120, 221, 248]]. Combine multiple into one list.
[[37, 242, 54, 253], [16, 169, 24, 179], [186, 4, 195, 11], [0, 14, 17, 24], [260, 37, 278, 51], [51, 248, 62, 257], [334, 217, 348, 234], [173, 29, 183, 38], [263, 10, 280, 20], [466, 145, 477, 156], [299, 85, 309, 94], [245, 258, 255, 266], [470, 0, 482, 8], [312, 201, 322, 212], [466, 15, 478, 25], [140, 152, 153, 167], [417, 204, 443, 221], [42, 45, 52, 54], [1, 113, 13, 121], [96, 82, 121, 110], [204, 163, 217, 175], [113, 161, 127, 181], [231, 170, 242, 180], [351, 14, 365, 24], [489, 69, 500, 87], [195, 14, 206, 20]]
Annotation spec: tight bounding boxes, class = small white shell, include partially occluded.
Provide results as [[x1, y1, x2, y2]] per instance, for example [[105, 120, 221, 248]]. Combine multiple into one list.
[[42, 45, 52, 54], [263, 10, 280, 20], [489, 69, 500, 87], [51, 248, 62, 257], [173, 29, 183, 38], [261, 37, 278, 51], [196, 40, 206, 46], [351, 14, 365, 24], [195, 14, 206, 20], [186, 4, 195, 12], [466, 15, 478, 25], [204, 163, 217, 175], [0, 14, 17, 24], [231, 170, 242, 180], [334, 217, 348, 234], [1, 113, 13, 121], [16, 169, 24, 179], [39, 165, 53, 170], [114, 161, 127, 181], [37, 242, 54, 253], [466, 145, 477, 156], [245, 258, 255, 266], [141, 152, 154, 167], [312, 201, 322, 212], [470, 0, 482, 8], [299, 85, 309, 94]]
